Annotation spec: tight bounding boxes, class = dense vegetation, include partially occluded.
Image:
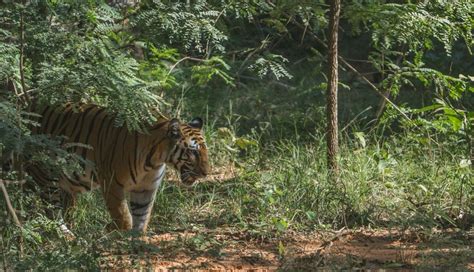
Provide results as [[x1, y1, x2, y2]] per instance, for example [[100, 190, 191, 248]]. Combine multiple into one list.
[[0, 0, 472, 270]]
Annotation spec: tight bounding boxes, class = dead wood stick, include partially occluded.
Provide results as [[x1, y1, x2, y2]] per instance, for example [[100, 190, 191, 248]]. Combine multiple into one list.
[[312, 227, 350, 267]]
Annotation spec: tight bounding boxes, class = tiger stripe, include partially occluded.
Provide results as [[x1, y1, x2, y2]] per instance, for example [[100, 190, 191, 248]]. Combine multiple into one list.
[[25, 103, 210, 233]]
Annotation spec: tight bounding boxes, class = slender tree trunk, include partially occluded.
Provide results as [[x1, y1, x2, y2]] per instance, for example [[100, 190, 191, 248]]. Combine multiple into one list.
[[326, 0, 341, 179], [19, 4, 31, 105]]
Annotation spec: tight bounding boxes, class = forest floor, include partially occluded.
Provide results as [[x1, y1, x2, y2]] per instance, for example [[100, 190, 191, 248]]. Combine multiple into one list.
[[100, 227, 473, 271], [96, 168, 474, 270]]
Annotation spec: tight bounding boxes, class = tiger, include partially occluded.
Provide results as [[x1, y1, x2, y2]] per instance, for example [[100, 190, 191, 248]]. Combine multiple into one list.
[[22, 103, 210, 233]]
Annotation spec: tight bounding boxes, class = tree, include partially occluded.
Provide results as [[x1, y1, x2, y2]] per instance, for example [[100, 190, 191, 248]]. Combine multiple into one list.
[[326, 0, 341, 179]]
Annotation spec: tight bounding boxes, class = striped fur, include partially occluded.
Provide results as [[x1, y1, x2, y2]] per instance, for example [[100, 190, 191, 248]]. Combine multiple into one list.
[[27, 103, 210, 232]]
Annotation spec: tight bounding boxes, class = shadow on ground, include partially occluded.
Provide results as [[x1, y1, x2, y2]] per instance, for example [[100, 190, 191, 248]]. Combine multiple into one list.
[[99, 228, 473, 271]]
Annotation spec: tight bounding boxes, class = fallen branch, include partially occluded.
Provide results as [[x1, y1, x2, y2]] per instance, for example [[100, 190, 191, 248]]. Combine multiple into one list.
[[280, 227, 351, 270], [311, 227, 350, 267]]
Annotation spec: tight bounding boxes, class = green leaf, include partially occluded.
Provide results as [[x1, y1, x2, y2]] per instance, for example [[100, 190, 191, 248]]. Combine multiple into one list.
[[273, 217, 288, 232], [354, 132, 366, 148], [305, 211, 316, 220], [235, 137, 258, 150], [278, 241, 286, 256], [414, 104, 443, 113], [418, 184, 428, 193]]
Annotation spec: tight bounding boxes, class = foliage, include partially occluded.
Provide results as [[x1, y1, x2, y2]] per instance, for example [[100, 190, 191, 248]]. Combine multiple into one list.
[[346, 1, 473, 55], [133, 1, 228, 54], [2, 126, 472, 269], [0, 0, 473, 270], [0, 1, 165, 131], [0, 101, 85, 182]]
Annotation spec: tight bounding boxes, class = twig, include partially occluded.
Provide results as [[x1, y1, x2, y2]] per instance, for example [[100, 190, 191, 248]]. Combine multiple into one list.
[[17, 88, 36, 97], [8, 79, 20, 97], [300, 23, 308, 45], [374, 51, 406, 123], [237, 36, 270, 74], [238, 75, 296, 90], [341, 106, 372, 132], [281, 227, 350, 269], [166, 57, 205, 77], [312, 227, 350, 267]]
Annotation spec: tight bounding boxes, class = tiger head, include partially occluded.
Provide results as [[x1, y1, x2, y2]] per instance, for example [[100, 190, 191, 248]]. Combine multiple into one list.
[[167, 117, 210, 185]]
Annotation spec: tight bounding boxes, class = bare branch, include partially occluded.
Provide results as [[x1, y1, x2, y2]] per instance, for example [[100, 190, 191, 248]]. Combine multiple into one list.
[[0, 180, 22, 227], [166, 57, 206, 76]]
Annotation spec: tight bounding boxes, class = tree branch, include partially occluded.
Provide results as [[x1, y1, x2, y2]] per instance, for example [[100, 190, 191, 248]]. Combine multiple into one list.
[[286, 16, 412, 122], [339, 58, 411, 121], [166, 56, 206, 77]]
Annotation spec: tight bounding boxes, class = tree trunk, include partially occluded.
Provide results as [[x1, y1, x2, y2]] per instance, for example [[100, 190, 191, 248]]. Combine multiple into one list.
[[326, 0, 341, 179]]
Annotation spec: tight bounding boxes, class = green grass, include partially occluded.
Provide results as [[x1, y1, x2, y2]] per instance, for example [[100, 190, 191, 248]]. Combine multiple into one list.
[[1, 125, 471, 270]]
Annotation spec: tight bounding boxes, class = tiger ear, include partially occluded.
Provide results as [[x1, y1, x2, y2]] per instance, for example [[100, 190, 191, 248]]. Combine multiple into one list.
[[188, 117, 203, 130], [168, 118, 181, 141]]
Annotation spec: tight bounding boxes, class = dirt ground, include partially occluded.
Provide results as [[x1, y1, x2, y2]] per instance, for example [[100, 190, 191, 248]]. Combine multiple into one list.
[[101, 227, 473, 271]]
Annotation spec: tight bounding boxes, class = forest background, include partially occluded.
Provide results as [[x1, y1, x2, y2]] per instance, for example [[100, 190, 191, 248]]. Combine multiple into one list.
[[0, 0, 473, 270]]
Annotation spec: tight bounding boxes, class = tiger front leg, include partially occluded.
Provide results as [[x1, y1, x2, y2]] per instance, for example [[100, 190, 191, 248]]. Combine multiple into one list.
[[102, 182, 132, 230], [129, 188, 158, 233]]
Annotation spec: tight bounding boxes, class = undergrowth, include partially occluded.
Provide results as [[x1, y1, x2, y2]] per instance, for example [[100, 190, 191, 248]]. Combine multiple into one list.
[[1, 123, 472, 269]]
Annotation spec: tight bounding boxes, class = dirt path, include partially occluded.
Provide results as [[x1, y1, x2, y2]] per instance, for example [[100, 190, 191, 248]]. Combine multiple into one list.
[[100, 227, 473, 271]]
